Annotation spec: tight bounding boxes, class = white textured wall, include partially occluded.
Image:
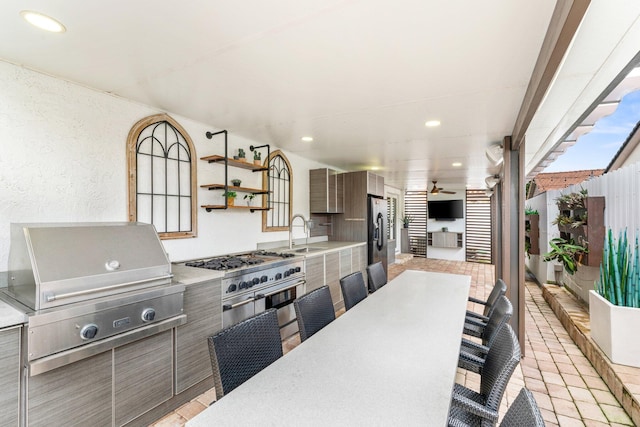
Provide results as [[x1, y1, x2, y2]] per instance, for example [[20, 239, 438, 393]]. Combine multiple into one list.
[[0, 61, 331, 269]]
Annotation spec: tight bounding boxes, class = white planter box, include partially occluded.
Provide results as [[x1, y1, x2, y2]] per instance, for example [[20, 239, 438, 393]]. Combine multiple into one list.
[[589, 290, 640, 367]]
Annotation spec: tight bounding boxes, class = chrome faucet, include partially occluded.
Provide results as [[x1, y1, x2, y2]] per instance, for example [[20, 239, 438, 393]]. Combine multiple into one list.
[[289, 214, 309, 249]]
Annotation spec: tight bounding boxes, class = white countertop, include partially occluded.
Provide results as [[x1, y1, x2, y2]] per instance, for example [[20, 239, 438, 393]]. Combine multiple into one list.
[[0, 299, 28, 329], [187, 270, 471, 427], [171, 263, 224, 285]]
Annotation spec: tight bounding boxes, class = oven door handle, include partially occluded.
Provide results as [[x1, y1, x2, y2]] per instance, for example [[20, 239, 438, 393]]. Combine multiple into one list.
[[44, 274, 174, 302], [222, 297, 256, 311], [257, 279, 306, 299]]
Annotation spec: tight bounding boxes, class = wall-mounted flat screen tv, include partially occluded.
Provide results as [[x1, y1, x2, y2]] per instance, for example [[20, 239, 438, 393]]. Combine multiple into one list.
[[428, 200, 464, 220]]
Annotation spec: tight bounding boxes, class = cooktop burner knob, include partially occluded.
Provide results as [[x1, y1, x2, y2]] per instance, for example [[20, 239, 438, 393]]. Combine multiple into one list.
[[252, 277, 260, 285], [295, 266, 301, 272], [141, 308, 156, 322], [227, 283, 237, 293], [80, 324, 99, 340], [239, 281, 248, 289], [261, 275, 268, 283], [275, 273, 282, 280], [289, 268, 296, 275]]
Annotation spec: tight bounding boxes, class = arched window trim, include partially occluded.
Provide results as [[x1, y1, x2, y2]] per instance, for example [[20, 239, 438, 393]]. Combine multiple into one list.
[[262, 150, 292, 232], [127, 113, 198, 239]]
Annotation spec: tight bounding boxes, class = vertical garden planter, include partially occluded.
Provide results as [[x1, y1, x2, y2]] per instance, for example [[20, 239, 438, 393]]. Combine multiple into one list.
[[590, 290, 640, 367]]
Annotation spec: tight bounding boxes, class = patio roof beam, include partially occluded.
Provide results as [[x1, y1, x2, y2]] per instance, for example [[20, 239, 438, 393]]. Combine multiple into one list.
[[511, 0, 590, 150]]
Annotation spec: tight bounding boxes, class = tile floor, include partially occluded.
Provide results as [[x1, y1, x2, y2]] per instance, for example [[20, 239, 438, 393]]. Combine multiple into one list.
[[150, 258, 635, 426]]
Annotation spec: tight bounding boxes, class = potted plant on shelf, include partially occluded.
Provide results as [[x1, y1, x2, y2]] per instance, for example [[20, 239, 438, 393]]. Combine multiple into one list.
[[590, 228, 640, 367], [231, 179, 242, 187], [253, 150, 262, 165], [244, 194, 256, 206], [401, 215, 413, 228], [238, 148, 246, 162], [222, 190, 237, 207], [542, 237, 588, 275]]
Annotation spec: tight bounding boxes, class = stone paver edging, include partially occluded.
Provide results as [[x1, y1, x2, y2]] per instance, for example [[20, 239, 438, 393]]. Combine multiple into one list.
[[541, 283, 640, 426]]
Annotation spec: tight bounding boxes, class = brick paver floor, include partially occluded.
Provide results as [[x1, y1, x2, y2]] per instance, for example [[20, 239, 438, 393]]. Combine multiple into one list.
[[150, 258, 634, 426]]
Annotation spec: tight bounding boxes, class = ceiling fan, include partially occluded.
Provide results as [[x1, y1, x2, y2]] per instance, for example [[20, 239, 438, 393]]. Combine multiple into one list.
[[429, 180, 456, 195]]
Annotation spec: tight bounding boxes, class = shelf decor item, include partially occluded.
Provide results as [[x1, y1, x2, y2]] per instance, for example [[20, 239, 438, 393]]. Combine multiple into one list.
[[223, 190, 237, 207], [230, 179, 241, 187], [253, 150, 262, 165], [238, 148, 246, 162], [244, 194, 256, 206], [401, 215, 413, 228], [591, 228, 640, 367]]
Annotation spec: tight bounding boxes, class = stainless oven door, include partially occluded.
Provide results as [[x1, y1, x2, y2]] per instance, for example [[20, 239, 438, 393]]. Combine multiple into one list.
[[222, 292, 256, 328], [255, 279, 305, 340]]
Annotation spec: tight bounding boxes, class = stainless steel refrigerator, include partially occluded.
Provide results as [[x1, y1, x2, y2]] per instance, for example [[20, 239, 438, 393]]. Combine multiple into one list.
[[368, 195, 388, 276]]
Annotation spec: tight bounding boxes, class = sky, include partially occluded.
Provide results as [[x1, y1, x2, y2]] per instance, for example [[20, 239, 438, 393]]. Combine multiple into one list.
[[542, 90, 640, 172]]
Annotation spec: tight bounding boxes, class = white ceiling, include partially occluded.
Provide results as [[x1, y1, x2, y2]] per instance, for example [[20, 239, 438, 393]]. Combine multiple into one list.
[[2, 1, 639, 191]]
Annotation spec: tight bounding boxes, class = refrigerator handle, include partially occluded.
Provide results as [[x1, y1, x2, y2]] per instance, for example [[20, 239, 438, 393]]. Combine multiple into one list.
[[376, 212, 384, 250]]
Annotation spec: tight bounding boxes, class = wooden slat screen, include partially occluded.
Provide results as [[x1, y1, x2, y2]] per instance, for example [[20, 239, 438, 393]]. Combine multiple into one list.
[[404, 191, 428, 257], [465, 189, 492, 263]]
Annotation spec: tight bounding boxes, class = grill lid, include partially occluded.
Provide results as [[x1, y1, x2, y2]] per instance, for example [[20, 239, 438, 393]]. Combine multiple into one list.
[[8, 222, 172, 310]]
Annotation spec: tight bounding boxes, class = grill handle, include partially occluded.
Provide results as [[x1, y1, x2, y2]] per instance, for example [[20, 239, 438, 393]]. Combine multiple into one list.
[[45, 274, 174, 302]]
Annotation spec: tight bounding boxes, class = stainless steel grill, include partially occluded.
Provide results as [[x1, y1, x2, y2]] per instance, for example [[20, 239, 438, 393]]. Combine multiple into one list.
[[3, 222, 186, 376]]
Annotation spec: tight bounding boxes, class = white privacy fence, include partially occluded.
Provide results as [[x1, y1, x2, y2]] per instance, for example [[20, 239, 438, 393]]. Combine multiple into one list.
[[526, 161, 640, 303], [555, 162, 640, 237]]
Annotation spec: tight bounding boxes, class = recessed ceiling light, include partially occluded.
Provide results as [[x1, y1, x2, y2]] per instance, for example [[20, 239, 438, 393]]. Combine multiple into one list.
[[370, 166, 380, 171], [452, 162, 462, 167], [301, 136, 313, 142], [425, 120, 441, 127], [20, 10, 66, 33]]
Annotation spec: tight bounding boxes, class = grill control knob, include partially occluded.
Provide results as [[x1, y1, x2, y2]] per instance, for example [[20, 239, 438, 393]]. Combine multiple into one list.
[[295, 266, 301, 273], [239, 281, 248, 290], [284, 270, 290, 278], [141, 308, 156, 322], [275, 273, 282, 280], [289, 268, 296, 275], [227, 284, 237, 293], [261, 275, 268, 283], [80, 324, 99, 340], [252, 277, 260, 285]]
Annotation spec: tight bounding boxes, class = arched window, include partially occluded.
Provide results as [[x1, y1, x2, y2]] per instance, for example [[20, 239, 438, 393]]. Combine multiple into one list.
[[127, 114, 197, 239], [263, 150, 292, 231]]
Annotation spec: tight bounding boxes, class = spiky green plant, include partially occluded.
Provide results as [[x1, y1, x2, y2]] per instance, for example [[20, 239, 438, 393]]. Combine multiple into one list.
[[596, 229, 640, 308]]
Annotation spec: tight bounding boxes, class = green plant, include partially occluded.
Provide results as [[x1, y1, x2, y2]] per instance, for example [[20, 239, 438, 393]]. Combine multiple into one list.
[[244, 194, 256, 201], [401, 215, 413, 227], [543, 237, 588, 275], [222, 191, 237, 198], [525, 206, 539, 215], [596, 229, 640, 308], [238, 148, 246, 159], [253, 150, 261, 160], [525, 239, 531, 259], [556, 188, 588, 210]]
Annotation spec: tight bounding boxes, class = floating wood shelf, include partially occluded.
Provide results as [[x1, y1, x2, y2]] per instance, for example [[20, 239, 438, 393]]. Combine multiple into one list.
[[199, 184, 270, 194], [201, 204, 269, 213], [200, 155, 268, 172]]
